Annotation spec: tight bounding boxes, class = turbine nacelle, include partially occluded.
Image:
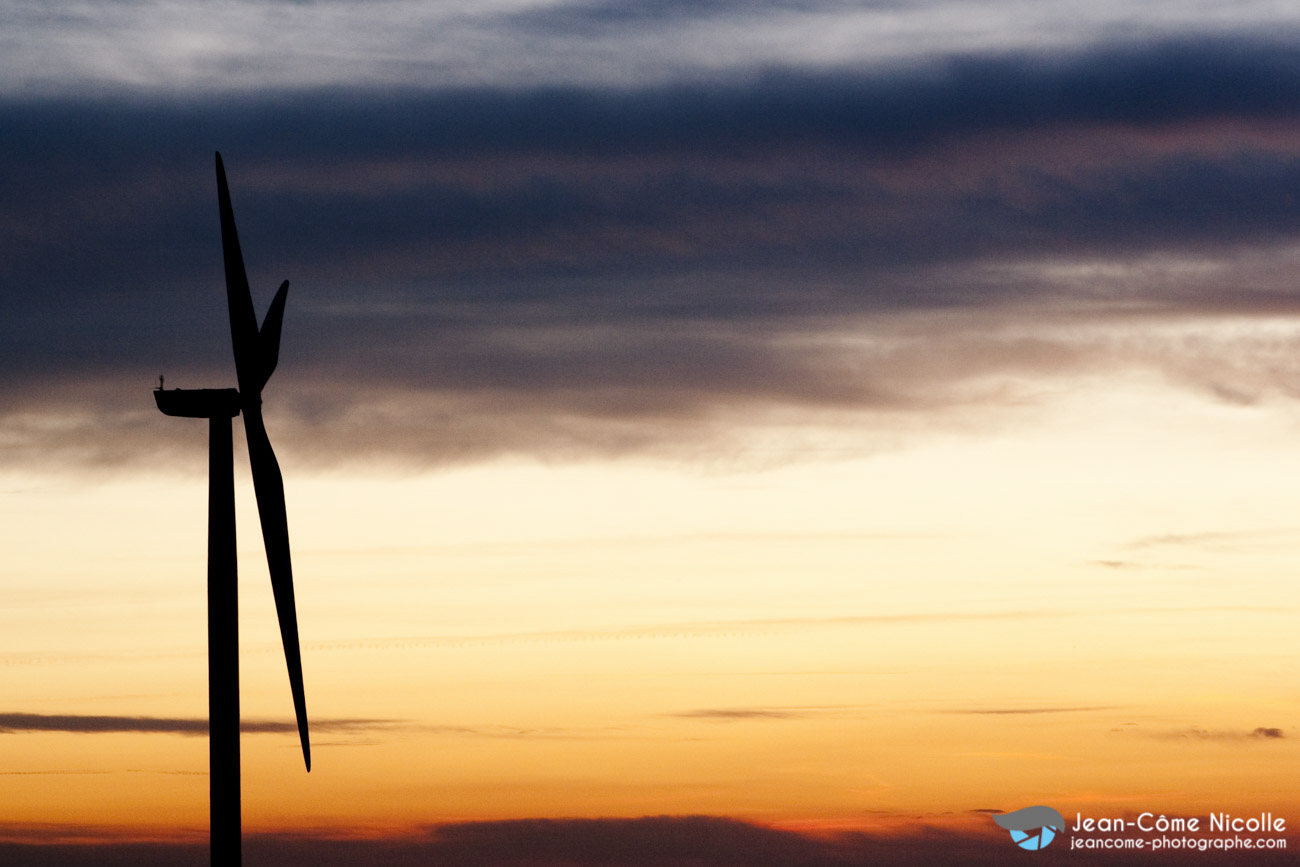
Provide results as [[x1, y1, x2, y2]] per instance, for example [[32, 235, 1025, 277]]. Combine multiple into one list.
[[154, 387, 241, 419]]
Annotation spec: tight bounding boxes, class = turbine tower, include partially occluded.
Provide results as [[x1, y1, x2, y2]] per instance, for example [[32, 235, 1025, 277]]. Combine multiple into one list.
[[154, 152, 310, 865]]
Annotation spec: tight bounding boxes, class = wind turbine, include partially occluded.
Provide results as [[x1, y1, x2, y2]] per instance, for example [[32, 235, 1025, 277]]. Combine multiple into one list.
[[155, 152, 310, 865]]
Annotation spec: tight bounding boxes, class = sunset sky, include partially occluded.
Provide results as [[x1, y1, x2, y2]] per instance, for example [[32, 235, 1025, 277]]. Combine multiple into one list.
[[3, 1, 1300, 864]]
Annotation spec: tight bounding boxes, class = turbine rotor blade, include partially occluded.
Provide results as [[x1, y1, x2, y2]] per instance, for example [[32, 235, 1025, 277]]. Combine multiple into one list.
[[243, 405, 311, 772], [216, 152, 261, 396], [257, 280, 290, 391]]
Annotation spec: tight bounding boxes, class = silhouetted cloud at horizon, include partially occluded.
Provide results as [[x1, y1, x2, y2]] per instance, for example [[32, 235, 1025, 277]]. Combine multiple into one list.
[[1, 814, 1295, 866]]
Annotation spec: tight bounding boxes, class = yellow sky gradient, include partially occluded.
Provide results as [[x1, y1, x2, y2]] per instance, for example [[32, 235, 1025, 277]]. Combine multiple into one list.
[[2, 372, 1298, 840]]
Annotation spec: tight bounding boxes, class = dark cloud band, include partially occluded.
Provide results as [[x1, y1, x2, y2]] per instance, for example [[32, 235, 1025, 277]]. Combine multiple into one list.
[[0, 713, 393, 736], [7, 36, 1300, 469]]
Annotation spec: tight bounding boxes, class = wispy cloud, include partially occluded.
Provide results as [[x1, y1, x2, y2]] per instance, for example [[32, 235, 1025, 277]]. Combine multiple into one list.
[[945, 706, 1117, 715], [0, 713, 637, 743], [1146, 726, 1286, 742], [669, 706, 848, 721], [1088, 560, 1202, 571], [675, 708, 801, 721], [6, 1, 1300, 95], [1124, 529, 1296, 550], [0, 713, 399, 737]]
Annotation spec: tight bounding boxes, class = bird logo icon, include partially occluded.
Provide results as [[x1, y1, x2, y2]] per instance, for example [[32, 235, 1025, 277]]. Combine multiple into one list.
[[993, 806, 1066, 851]]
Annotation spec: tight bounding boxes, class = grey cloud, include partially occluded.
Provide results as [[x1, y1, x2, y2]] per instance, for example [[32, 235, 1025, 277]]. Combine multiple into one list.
[[0, 815, 1089, 866], [672, 708, 806, 720], [947, 706, 1115, 715], [11, 39, 1300, 288], [6, 0, 1300, 95], [0, 770, 113, 776], [1144, 726, 1286, 742], [0, 713, 399, 736], [9, 39, 1300, 469], [0, 713, 631, 742], [0, 713, 209, 735], [14, 812, 1293, 865], [509, 0, 881, 33], [0, 769, 202, 776], [3, 812, 1296, 865]]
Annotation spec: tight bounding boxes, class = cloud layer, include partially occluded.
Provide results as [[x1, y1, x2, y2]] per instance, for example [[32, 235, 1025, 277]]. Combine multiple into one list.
[[6, 1, 1300, 94], [0, 713, 393, 737], [6, 36, 1300, 470], [0, 815, 1294, 866]]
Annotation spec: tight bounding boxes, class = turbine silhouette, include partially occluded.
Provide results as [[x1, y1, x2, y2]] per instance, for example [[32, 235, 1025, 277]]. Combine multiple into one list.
[[154, 152, 309, 865]]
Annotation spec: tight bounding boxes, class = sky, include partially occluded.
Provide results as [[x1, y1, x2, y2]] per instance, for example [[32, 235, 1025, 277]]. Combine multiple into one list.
[[3, 1, 1300, 864]]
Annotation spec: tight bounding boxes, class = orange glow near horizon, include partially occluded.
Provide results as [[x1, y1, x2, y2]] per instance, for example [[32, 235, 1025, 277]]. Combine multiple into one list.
[[3, 376, 1300, 843]]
